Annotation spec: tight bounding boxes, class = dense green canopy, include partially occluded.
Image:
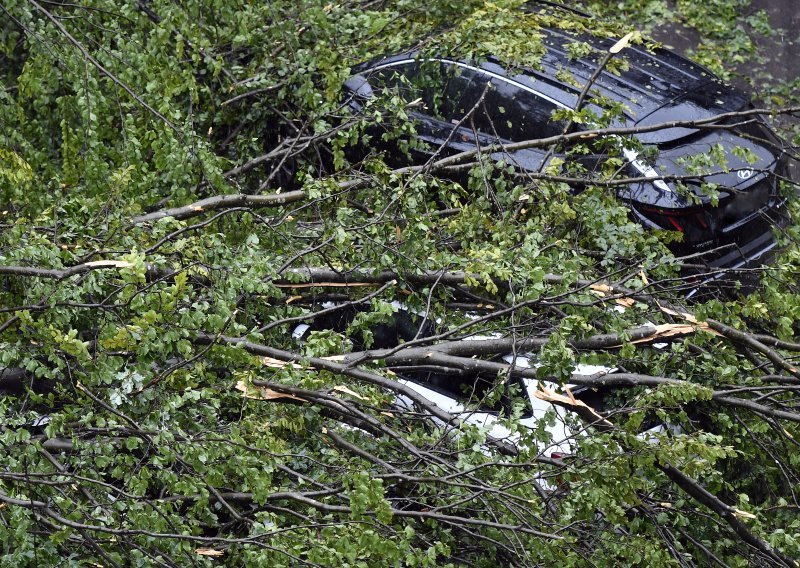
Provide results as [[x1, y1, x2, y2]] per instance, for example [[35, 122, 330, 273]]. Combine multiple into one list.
[[1, 0, 800, 566]]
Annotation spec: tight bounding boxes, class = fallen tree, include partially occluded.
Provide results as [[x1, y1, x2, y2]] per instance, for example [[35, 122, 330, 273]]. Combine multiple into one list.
[[1, 0, 800, 566]]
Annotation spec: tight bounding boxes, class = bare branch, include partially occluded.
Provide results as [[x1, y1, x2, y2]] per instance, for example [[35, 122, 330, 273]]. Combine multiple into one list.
[[131, 190, 305, 224]]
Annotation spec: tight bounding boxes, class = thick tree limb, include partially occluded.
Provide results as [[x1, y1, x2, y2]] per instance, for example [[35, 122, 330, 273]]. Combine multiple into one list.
[[0, 260, 136, 280], [277, 267, 638, 298], [706, 319, 800, 379], [658, 462, 797, 567], [340, 324, 697, 363], [131, 190, 305, 224]]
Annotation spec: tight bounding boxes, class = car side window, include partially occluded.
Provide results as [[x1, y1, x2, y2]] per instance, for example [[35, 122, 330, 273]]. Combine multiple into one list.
[[364, 62, 420, 102], [365, 61, 478, 123]]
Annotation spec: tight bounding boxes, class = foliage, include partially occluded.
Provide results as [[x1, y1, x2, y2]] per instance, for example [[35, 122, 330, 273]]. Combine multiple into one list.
[[0, 0, 799, 566]]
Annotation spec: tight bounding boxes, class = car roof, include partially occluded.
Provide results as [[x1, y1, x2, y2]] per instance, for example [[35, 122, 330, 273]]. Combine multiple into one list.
[[354, 26, 749, 127], [536, 28, 745, 120]]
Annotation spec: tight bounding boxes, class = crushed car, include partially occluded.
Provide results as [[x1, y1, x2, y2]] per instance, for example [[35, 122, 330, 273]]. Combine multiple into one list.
[[343, 24, 792, 285], [291, 304, 669, 464]]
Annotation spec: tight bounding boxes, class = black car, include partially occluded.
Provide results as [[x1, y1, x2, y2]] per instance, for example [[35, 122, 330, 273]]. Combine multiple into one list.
[[343, 26, 791, 283]]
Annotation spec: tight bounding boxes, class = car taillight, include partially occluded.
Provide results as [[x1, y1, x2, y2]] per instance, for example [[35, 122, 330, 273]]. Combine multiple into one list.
[[642, 208, 706, 232], [550, 452, 570, 488], [636, 206, 717, 249]]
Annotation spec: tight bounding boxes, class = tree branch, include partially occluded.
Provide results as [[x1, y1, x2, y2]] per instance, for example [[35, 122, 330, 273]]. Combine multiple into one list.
[[131, 190, 305, 224]]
